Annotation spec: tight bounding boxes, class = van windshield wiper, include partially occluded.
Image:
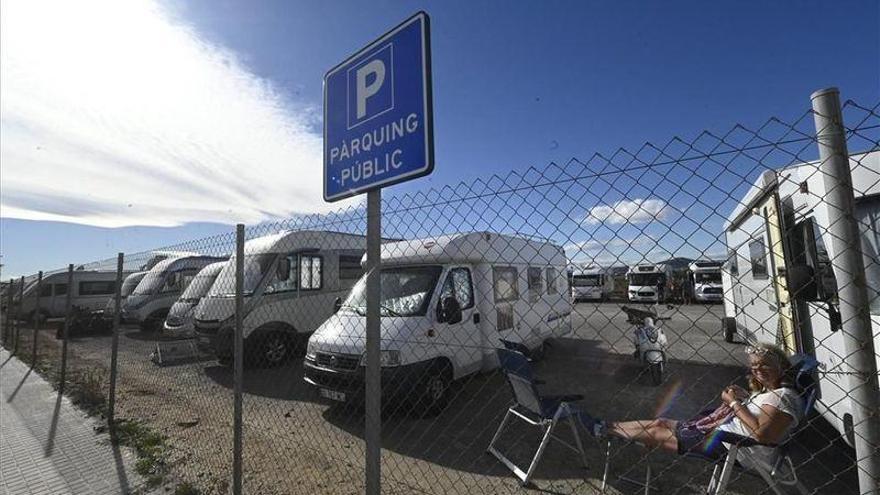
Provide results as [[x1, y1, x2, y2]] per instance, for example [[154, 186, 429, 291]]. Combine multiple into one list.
[[340, 304, 366, 316], [380, 304, 403, 317]]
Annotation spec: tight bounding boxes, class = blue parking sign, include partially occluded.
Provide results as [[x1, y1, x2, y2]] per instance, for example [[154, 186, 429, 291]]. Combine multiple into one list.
[[324, 12, 434, 202]]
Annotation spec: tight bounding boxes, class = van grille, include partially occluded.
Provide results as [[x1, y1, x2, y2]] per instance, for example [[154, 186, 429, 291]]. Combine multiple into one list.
[[316, 353, 360, 371], [704, 287, 723, 295]]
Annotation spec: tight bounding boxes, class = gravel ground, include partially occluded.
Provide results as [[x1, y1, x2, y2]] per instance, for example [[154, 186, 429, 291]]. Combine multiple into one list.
[[4, 302, 858, 494]]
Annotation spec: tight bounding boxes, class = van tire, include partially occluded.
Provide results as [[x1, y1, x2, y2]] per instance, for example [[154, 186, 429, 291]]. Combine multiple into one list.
[[420, 363, 452, 416], [256, 331, 289, 368], [722, 317, 736, 343]]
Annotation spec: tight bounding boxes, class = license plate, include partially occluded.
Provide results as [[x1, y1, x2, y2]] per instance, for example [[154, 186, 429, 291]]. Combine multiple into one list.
[[319, 388, 346, 402]]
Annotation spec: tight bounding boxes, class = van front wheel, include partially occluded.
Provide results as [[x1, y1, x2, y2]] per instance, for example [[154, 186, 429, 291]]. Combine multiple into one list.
[[420, 364, 452, 415], [257, 332, 289, 368]]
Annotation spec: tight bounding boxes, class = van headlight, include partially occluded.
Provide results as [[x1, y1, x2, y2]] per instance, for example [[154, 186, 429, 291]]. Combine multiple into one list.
[[305, 341, 317, 361], [361, 350, 400, 368]]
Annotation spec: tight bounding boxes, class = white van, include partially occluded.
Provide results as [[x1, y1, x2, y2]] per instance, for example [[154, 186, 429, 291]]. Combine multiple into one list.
[[626, 263, 672, 303], [18, 270, 126, 321], [721, 150, 879, 445], [571, 265, 611, 301], [303, 232, 572, 411], [123, 255, 226, 332], [688, 260, 723, 303], [194, 230, 367, 366], [163, 261, 226, 338], [101, 271, 148, 322]]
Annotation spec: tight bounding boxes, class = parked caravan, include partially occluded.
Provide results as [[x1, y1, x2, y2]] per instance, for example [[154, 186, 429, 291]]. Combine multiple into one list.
[[303, 232, 572, 411], [626, 263, 672, 303], [163, 262, 226, 338], [124, 255, 226, 332], [140, 250, 199, 271], [570, 265, 612, 301], [721, 150, 879, 445], [18, 270, 126, 321], [102, 271, 148, 321], [688, 260, 723, 303], [194, 230, 368, 366]]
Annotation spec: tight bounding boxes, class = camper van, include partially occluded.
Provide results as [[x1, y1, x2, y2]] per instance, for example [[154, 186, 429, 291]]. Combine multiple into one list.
[[123, 255, 226, 332], [100, 271, 148, 322], [194, 230, 368, 366], [163, 262, 225, 338], [17, 270, 125, 321], [570, 265, 611, 301], [688, 260, 723, 303], [303, 232, 572, 411], [626, 263, 672, 303], [721, 150, 879, 445]]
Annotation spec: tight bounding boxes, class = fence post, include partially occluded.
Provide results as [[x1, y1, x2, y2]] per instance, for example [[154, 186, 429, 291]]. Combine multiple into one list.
[[811, 87, 880, 494], [59, 265, 74, 391], [3, 278, 12, 345], [365, 189, 382, 495], [15, 276, 24, 354], [233, 224, 244, 495], [108, 253, 124, 425], [32, 271, 42, 367]]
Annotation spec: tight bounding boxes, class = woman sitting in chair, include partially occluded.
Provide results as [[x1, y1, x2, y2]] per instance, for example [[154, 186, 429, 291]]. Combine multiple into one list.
[[582, 342, 804, 467]]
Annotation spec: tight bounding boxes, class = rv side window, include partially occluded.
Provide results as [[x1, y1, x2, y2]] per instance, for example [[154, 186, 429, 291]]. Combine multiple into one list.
[[727, 249, 739, 277], [339, 255, 363, 280], [39, 284, 53, 297], [748, 238, 768, 279], [527, 267, 543, 302], [79, 281, 116, 296], [546, 268, 558, 295], [265, 254, 298, 294], [439, 268, 474, 310], [493, 266, 519, 303], [300, 255, 323, 290], [55, 284, 68, 296]]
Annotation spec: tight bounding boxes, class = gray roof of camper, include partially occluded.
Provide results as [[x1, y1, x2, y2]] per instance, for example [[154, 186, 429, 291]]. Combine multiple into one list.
[[243, 230, 367, 255], [147, 255, 227, 274], [378, 232, 566, 265]]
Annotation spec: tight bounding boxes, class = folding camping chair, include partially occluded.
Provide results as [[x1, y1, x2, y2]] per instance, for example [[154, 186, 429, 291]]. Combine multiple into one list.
[[703, 354, 818, 495], [487, 348, 590, 486]]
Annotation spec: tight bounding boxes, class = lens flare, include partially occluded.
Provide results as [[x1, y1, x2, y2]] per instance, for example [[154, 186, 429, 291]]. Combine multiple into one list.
[[653, 379, 683, 417]]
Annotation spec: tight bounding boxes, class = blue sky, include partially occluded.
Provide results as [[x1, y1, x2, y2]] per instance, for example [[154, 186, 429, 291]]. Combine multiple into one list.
[[1, 0, 878, 278]]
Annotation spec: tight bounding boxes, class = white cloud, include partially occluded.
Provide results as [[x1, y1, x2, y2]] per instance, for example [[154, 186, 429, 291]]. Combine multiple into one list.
[[583, 198, 671, 225], [0, 0, 354, 228]]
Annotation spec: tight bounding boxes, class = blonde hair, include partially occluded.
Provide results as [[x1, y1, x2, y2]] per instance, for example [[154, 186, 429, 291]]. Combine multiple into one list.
[[746, 342, 793, 393]]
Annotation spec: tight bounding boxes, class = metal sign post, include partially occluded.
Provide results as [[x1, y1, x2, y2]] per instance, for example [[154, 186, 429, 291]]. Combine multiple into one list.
[[323, 12, 433, 495]]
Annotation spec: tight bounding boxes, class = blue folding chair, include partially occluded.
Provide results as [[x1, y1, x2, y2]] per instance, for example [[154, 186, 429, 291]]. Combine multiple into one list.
[[703, 354, 819, 495], [487, 348, 590, 486]]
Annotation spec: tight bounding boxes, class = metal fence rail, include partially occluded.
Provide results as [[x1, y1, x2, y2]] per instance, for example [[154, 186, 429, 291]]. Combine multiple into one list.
[[2, 89, 878, 495]]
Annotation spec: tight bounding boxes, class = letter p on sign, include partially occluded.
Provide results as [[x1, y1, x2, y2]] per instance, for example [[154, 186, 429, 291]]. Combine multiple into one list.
[[347, 44, 394, 128]]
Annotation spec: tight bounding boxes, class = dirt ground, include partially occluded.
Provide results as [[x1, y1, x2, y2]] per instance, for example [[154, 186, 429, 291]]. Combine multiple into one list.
[[3, 303, 859, 494]]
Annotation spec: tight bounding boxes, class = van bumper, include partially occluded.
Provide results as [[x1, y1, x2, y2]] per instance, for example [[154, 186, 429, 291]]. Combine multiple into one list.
[[302, 359, 433, 403], [195, 326, 233, 358]]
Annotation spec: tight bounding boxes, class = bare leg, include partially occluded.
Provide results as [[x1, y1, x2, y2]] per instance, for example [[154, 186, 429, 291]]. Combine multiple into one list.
[[609, 418, 679, 453]]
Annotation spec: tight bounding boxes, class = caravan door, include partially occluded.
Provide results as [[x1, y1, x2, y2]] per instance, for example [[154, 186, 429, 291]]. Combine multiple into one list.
[[757, 193, 799, 354]]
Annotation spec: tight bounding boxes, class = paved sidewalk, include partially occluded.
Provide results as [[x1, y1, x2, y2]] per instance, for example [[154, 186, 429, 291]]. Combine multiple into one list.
[[0, 348, 146, 495]]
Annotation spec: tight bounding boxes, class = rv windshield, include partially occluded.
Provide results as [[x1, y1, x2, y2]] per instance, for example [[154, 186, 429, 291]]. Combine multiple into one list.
[[694, 272, 722, 284], [209, 254, 276, 297], [132, 272, 165, 295], [120, 273, 146, 297], [629, 273, 662, 286], [343, 266, 443, 317], [572, 275, 601, 287], [180, 271, 219, 302], [856, 196, 880, 315]]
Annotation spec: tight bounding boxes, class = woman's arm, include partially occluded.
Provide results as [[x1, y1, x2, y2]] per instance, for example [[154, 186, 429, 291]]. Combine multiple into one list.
[[729, 402, 793, 444]]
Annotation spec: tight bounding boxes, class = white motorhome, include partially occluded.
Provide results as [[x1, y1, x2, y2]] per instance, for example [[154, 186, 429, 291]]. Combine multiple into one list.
[[18, 270, 126, 321], [688, 260, 723, 303], [303, 232, 572, 411], [570, 265, 612, 301], [721, 150, 879, 445], [163, 262, 226, 338], [101, 271, 148, 321], [124, 255, 226, 332], [626, 263, 672, 303], [140, 250, 200, 271], [194, 230, 367, 366]]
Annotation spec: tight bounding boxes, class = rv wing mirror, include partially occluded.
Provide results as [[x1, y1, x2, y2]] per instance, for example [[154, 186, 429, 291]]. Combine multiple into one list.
[[276, 258, 291, 281], [333, 297, 342, 314], [788, 264, 818, 301], [438, 296, 462, 324]]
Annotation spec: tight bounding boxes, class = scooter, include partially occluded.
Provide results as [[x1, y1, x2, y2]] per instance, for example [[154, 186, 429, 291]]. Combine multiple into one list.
[[621, 305, 670, 385]]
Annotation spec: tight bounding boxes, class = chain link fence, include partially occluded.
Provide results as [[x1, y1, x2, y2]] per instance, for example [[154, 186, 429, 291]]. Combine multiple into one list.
[[2, 89, 878, 495]]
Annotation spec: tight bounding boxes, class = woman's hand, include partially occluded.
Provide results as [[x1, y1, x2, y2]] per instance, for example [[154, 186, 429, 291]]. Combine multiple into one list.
[[721, 385, 748, 404]]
